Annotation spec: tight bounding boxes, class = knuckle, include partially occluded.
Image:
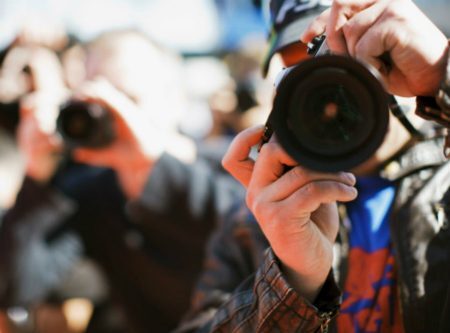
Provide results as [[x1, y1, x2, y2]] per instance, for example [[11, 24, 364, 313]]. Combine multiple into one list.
[[288, 167, 306, 185], [291, 166, 304, 179], [302, 182, 318, 197]]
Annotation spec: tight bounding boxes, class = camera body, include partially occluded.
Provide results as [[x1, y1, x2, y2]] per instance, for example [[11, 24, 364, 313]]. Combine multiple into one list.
[[264, 36, 389, 172], [56, 101, 115, 149]]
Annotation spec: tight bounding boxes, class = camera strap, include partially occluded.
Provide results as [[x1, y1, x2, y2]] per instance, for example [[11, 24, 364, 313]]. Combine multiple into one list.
[[388, 95, 425, 139]]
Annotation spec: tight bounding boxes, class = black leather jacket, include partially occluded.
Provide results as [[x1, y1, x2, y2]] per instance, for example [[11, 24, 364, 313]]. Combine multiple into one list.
[[176, 137, 450, 333]]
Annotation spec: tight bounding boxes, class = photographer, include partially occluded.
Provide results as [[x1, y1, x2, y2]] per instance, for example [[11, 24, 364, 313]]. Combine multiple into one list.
[[175, 1, 450, 332], [0, 30, 244, 333]]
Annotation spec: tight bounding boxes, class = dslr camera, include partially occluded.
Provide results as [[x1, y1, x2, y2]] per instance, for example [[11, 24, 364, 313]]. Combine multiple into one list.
[[57, 101, 115, 148], [264, 36, 390, 172]]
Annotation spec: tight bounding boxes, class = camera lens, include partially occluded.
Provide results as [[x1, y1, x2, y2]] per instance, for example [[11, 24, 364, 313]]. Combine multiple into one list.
[[269, 55, 389, 172], [290, 84, 365, 153], [57, 101, 115, 148]]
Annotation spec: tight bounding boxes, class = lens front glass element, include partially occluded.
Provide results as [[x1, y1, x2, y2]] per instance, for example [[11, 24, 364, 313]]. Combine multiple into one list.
[[60, 104, 94, 140], [286, 69, 375, 156]]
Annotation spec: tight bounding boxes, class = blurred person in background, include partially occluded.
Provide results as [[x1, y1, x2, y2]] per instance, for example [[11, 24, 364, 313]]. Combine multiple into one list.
[[0, 15, 74, 135], [0, 29, 244, 333], [0, 16, 77, 215], [183, 43, 272, 173], [208, 43, 272, 138]]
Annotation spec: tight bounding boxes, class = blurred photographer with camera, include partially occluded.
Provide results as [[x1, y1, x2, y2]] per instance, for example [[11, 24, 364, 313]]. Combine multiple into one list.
[[0, 30, 244, 333], [174, 1, 450, 333]]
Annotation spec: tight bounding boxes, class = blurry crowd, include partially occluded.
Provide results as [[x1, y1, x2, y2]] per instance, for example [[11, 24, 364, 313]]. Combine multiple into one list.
[[0, 2, 270, 332]]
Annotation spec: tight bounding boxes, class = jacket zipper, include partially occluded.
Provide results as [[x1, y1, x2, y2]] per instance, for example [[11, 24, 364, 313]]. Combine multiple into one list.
[[319, 311, 333, 333]]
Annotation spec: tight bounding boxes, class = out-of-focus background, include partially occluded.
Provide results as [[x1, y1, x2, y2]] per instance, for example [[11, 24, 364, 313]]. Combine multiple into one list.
[[0, 0, 273, 210], [0, 1, 448, 332], [0, 1, 272, 332]]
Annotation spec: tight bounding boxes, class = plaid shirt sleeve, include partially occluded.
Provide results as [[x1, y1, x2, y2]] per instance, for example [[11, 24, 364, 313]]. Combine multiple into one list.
[[206, 248, 339, 333], [175, 207, 341, 333]]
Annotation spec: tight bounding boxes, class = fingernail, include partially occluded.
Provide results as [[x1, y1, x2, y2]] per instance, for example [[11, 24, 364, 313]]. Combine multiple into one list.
[[348, 186, 358, 197], [344, 172, 356, 185]]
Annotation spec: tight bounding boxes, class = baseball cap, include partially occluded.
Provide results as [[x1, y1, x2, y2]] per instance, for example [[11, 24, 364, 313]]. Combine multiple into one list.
[[262, 0, 331, 77]]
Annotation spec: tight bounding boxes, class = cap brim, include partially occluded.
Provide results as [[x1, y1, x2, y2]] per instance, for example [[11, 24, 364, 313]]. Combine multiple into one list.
[[262, 8, 324, 77]]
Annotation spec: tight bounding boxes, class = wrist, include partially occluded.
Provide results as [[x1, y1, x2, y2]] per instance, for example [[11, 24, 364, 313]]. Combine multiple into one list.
[[277, 242, 334, 303], [281, 261, 332, 303]]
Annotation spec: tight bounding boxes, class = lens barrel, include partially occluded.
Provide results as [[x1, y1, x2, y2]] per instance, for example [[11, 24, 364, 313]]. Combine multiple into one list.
[[267, 54, 389, 172], [57, 101, 115, 148]]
